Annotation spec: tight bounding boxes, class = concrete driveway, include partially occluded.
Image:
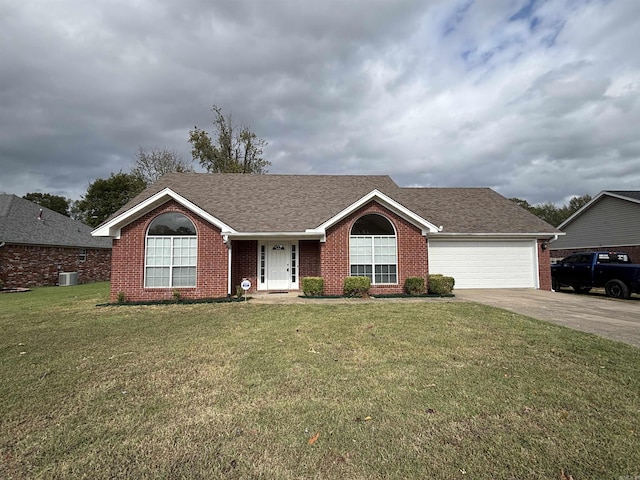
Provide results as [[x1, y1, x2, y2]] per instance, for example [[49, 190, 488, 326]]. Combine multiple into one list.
[[455, 289, 640, 348]]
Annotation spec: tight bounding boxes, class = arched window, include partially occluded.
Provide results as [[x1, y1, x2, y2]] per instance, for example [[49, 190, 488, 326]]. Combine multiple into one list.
[[350, 214, 397, 284], [145, 212, 197, 288]]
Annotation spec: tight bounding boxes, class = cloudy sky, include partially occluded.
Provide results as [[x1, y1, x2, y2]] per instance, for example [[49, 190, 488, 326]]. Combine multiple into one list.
[[1, 0, 639, 205]]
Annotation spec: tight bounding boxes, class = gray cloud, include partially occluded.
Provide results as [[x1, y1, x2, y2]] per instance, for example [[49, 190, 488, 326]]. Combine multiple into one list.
[[1, 0, 639, 205]]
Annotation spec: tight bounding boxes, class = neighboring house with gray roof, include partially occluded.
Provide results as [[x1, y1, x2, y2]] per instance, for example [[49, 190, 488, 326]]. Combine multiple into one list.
[[93, 173, 560, 302], [0, 194, 111, 288], [551, 191, 640, 261]]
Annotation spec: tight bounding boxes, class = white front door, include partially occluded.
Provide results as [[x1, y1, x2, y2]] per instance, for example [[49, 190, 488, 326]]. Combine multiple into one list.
[[267, 242, 290, 290]]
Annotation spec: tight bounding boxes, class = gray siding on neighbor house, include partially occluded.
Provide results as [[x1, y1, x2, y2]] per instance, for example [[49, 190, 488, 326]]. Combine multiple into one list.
[[552, 196, 640, 249]]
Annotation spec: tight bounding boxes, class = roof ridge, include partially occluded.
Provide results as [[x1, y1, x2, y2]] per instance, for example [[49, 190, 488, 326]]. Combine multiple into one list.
[[163, 172, 394, 178]]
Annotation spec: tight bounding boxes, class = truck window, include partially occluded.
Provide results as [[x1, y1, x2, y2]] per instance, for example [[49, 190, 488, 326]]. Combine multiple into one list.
[[598, 252, 631, 263], [562, 255, 579, 264], [596, 253, 631, 264]]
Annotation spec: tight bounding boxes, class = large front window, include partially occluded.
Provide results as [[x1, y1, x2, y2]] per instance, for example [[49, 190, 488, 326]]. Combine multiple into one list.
[[145, 212, 197, 288], [350, 214, 397, 284]]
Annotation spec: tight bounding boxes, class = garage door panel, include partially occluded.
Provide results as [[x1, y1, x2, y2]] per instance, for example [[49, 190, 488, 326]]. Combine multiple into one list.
[[429, 240, 537, 289]]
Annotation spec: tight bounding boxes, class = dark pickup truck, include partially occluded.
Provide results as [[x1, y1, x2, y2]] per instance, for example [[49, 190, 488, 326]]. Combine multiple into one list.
[[551, 252, 640, 299]]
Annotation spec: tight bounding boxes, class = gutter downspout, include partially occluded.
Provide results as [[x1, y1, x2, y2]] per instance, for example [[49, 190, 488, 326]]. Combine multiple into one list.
[[223, 235, 232, 296]]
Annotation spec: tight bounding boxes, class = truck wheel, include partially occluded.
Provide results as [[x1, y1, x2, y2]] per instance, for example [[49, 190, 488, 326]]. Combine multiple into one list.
[[551, 278, 560, 292], [572, 286, 592, 294], [604, 280, 630, 299]]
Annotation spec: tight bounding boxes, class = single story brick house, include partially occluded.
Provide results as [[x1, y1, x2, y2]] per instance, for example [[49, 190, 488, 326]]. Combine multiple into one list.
[[92, 173, 561, 302], [0, 194, 112, 288], [551, 190, 640, 261]]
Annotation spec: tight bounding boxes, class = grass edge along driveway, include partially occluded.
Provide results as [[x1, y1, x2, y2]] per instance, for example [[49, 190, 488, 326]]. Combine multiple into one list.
[[1, 283, 639, 479]]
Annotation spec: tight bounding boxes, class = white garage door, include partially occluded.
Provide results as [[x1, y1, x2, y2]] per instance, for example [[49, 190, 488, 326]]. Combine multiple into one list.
[[428, 239, 538, 289]]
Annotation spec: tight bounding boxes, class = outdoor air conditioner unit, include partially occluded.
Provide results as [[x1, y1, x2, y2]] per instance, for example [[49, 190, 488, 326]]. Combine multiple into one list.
[[59, 272, 78, 286]]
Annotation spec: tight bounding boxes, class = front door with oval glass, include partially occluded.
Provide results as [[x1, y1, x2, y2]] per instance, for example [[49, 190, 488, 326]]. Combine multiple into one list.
[[267, 242, 291, 290]]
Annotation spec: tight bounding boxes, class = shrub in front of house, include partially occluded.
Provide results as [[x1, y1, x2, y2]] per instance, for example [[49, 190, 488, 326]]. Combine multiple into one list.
[[343, 276, 371, 297], [404, 277, 426, 295], [302, 277, 324, 296], [427, 274, 455, 295]]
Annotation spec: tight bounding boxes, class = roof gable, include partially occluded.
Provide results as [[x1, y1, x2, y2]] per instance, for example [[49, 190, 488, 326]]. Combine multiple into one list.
[[0, 194, 111, 249], [558, 190, 640, 229], [308, 189, 441, 238], [552, 192, 640, 249], [91, 188, 234, 238]]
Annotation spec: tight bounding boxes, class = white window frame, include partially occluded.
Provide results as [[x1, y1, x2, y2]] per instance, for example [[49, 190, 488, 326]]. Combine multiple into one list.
[[349, 215, 398, 285], [144, 214, 198, 288]]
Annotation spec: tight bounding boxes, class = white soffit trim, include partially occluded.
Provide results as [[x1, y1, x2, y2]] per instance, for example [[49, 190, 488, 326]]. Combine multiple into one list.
[[226, 231, 325, 240], [429, 232, 564, 239], [308, 189, 440, 238], [91, 188, 236, 238]]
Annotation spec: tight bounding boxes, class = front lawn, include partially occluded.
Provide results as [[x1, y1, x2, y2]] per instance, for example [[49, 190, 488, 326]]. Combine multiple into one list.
[[1, 283, 638, 479]]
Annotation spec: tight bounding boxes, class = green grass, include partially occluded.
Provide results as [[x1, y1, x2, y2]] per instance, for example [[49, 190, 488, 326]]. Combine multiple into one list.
[[1, 283, 639, 479]]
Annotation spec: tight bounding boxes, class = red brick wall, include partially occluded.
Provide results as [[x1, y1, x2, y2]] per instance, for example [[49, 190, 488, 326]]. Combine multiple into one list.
[[231, 240, 258, 294], [0, 244, 111, 288], [537, 239, 552, 291], [300, 240, 321, 278], [109, 200, 228, 302], [320, 201, 428, 296]]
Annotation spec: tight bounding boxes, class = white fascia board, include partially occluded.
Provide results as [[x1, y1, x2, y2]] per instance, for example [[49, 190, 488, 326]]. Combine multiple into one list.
[[428, 232, 565, 239], [91, 188, 236, 238], [307, 189, 440, 240], [226, 231, 324, 240]]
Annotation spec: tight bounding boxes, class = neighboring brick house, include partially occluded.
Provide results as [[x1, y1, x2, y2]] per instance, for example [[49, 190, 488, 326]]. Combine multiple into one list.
[[92, 173, 560, 302], [551, 191, 640, 261], [0, 194, 111, 288]]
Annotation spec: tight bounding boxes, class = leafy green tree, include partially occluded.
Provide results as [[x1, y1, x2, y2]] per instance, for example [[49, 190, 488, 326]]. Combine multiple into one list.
[[188, 105, 270, 174], [509, 198, 532, 210], [68, 199, 85, 222], [76, 172, 146, 227], [510, 194, 593, 227], [566, 194, 592, 214], [132, 147, 193, 186], [23, 192, 70, 216], [532, 202, 566, 227]]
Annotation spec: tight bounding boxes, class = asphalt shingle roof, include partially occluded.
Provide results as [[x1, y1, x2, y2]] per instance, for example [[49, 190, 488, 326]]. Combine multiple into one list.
[[109, 173, 560, 235], [396, 187, 561, 234], [115, 173, 402, 232], [0, 194, 112, 248]]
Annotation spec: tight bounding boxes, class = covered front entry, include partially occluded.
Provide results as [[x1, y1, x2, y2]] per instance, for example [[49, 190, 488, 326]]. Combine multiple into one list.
[[258, 241, 299, 291]]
